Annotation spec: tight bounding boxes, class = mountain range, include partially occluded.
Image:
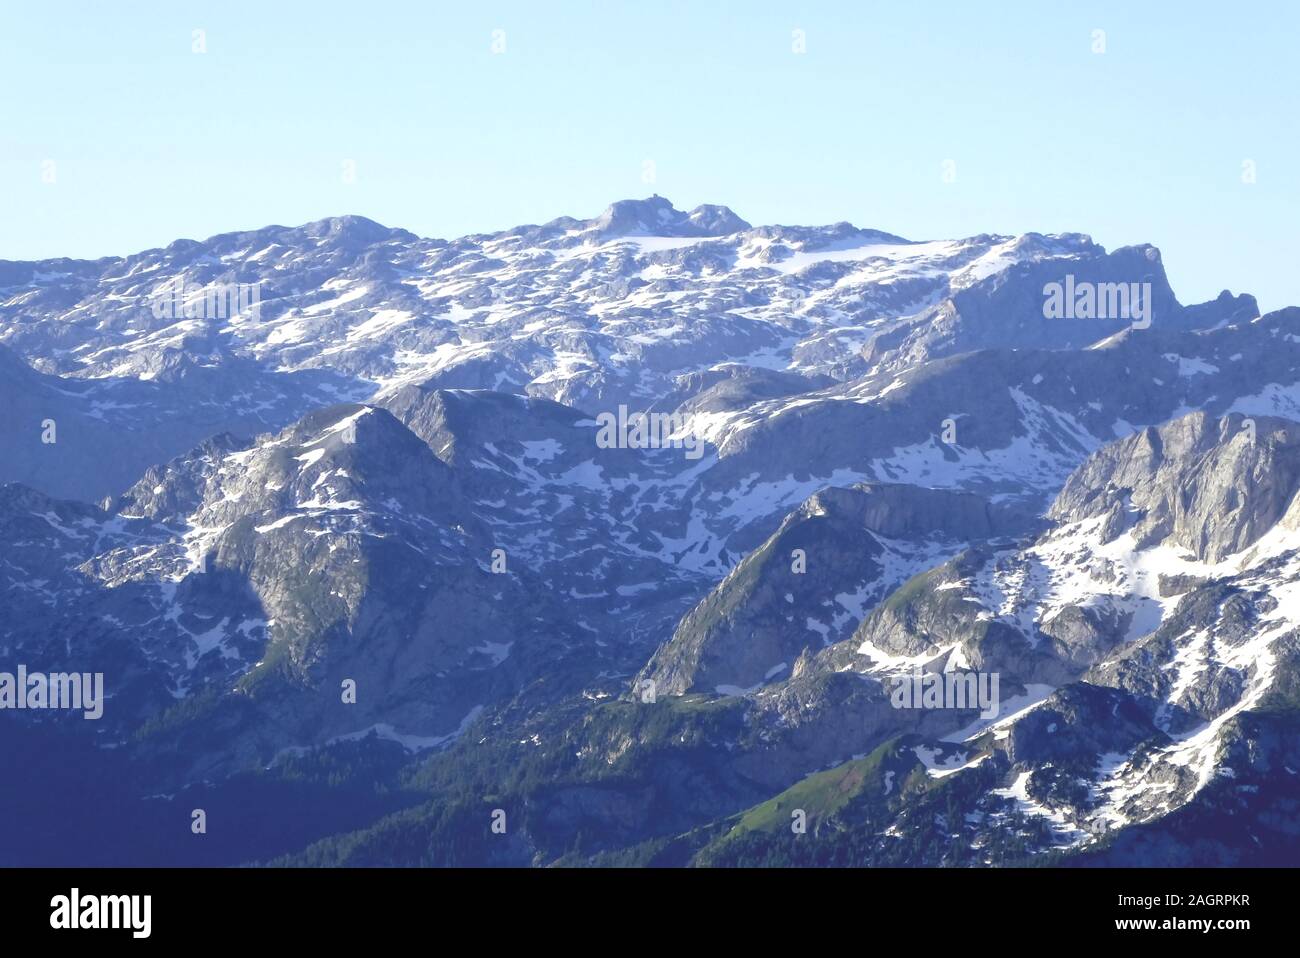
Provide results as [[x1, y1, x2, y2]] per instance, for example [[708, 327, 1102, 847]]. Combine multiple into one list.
[[1, 196, 1296, 867]]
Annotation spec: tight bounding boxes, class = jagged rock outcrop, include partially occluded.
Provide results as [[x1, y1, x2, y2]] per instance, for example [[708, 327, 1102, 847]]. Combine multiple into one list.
[[639, 483, 1009, 696]]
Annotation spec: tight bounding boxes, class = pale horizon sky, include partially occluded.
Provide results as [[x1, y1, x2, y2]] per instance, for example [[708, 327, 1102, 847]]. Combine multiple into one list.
[[3, 1, 1297, 311]]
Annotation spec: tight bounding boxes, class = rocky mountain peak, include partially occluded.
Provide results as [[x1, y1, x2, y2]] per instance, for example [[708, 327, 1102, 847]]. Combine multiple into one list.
[[587, 195, 750, 238], [1050, 411, 1300, 562]]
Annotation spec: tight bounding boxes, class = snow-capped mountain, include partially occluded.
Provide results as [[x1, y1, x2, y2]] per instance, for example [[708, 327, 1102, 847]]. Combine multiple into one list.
[[1, 198, 1297, 867]]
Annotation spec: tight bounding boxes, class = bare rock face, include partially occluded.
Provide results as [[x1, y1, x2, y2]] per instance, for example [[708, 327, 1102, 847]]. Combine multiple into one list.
[[1050, 412, 1300, 562]]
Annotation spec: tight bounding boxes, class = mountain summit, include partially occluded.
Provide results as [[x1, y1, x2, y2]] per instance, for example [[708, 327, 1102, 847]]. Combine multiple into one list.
[[585, 195, 751, 238]]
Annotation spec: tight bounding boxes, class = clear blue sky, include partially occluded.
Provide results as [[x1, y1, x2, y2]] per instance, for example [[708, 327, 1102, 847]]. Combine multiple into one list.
[[3, 1, 1297, 311]]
